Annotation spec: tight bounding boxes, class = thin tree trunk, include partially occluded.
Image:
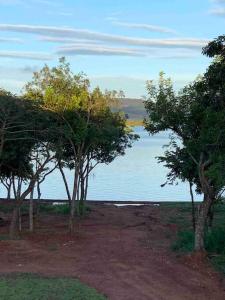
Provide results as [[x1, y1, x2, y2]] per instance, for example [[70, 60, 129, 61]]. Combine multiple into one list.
[[9, 205, 19, 239], [79, 176, 85, 216], [58, 161, 71, 207], [194, 157, 215, 252], [29, 187, 34, 232], [207, 204, 214, 233], [189, 182, 196, 232], [69, 166, 79, 232], [36, 180, 41, 216], [195, 194, 213, 252], [7, 179, 12, 200], [84, 174, 88, 201]]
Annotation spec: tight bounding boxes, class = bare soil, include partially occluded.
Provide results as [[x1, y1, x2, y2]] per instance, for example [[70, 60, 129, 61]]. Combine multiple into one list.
[[0, 203, 225, 300]]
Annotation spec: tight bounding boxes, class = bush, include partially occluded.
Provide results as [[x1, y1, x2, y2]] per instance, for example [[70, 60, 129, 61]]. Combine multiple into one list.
[[205, 227, 225, 254], [172, 227, 225, 254]]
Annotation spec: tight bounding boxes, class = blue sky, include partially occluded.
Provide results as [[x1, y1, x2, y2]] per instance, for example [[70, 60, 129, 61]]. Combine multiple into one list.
[[0, 0, 224, 97]]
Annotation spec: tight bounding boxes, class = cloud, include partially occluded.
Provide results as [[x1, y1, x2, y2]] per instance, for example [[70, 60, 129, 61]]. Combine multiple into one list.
[[39, 36, 103, 44], [211, 0, 225, 3], [210, 7, 225, 16], [112, 21, 177, 35], [20, 65, 39, 73], [55, 44, 199, 59], [0, 0, 61, 7], [209, 0, 225, 16], [0, 24, 208, 50], [0, 51, 52, 60], [0, 0, 23, 4], [0, 37, 23, 43], [32, 0, 61, 6], [56, 45, 145, 57]]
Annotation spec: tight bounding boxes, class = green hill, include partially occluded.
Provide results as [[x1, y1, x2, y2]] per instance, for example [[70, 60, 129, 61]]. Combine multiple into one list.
[[116, 98, 146, 120]]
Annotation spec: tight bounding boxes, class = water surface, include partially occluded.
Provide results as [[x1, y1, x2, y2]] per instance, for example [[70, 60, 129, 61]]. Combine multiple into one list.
[[1, 126, 201, 202]]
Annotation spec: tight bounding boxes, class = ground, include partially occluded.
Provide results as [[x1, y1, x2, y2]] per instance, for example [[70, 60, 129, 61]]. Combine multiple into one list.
[[0, 203, 225, 300]]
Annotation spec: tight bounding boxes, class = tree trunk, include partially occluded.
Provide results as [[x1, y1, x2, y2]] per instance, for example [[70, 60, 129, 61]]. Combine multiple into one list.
[[69, 166, 79, 232], [207, 204, 214, 233], [195, 194, 213, 252], [58, 161, 72, 207], [79, 176, 85, 216], [29, 188, 34, 232], [9, 205, 19, 239], [189, 182, 196, 231], [36, 180, 41, 216], [6, 179, 12, 200]]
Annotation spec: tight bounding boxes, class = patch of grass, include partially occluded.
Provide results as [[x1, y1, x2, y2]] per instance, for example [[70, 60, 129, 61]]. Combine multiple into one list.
[[39, 204, 70, 215], [0, 274, 106, 300], [47, 243, 59, 251], [205, 227, 225, 254], [210, 255, 225, 275], [167, 215, 190, 228], [0, 234, 10, 241], [172, 230, 194, 253], [172, 226, 225, 274]]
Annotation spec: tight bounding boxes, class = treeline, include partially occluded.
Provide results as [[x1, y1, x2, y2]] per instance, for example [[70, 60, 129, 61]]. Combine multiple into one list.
[[144, 35, 225, 253], [0, 58, 137, 238]]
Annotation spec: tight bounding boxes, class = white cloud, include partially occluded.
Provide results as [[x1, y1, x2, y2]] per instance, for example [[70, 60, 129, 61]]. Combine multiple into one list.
[[112, 21, 177, 35], [39, 36, 102, 44], [0, 0, 61, 7], [0, 51, 52, 60], [56, 45, 145, 57], [55, 44, 199, 59], [0, 37, 23, 43], [0, 24, 209, 50], [210, 6, 225, 15]]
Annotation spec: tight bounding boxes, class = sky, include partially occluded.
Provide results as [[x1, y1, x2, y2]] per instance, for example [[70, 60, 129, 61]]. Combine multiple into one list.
[[0, 0, 224, 98]]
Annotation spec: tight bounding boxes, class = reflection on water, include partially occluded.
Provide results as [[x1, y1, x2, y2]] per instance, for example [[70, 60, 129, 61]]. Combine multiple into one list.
[[1, 127, 202, 202]]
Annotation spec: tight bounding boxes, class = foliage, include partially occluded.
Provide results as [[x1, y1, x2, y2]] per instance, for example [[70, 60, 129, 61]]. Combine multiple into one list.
[[144, 35, 225, 251], [24, 57, 138, 228]]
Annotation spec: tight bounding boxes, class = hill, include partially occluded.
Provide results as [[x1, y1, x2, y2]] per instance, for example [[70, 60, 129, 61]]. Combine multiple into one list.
[[116, 98, 146, 120]]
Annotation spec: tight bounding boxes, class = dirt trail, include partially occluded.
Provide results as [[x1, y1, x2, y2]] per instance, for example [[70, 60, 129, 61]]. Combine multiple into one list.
[[0, 204, 224, 300]]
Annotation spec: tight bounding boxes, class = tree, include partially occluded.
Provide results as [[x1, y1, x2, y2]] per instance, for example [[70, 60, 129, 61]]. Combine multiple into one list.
[[0, 90, 59, 237], [24, 58, 138, 232], [144, 35, 225, 252]]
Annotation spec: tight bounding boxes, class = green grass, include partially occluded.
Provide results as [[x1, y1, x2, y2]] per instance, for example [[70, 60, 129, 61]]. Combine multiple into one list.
[[0, 274, 106, 300], [170, 203, 225, 275], [172, 230, 194, 253], [39, 203, 92, 216], [39, 203, 70, 215]]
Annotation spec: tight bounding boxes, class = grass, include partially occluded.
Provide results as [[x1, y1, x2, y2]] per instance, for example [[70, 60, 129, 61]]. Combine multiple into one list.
[[39, 203, 70, 215], [0, 274, 106, 300], [0, 201, 92, 216], [171, 202, 225, 275]]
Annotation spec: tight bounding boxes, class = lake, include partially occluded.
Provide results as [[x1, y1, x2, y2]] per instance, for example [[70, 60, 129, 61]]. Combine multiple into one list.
[[0, 126, 202, 202]]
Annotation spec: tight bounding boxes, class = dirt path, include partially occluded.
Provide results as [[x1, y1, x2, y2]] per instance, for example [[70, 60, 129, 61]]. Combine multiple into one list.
[[0, 204, 225, 299]]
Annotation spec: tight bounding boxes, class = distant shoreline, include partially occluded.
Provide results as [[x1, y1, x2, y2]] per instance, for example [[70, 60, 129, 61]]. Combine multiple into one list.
[[126, 120, 143, 127], [0, 198, 200, 204]]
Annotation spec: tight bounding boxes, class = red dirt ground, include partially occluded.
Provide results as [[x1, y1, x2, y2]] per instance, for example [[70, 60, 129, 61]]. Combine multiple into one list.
[[0, 204, 225, 300]]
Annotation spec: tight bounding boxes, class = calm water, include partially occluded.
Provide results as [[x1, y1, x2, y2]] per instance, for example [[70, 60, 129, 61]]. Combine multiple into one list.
[[1, 127, 201, 202]]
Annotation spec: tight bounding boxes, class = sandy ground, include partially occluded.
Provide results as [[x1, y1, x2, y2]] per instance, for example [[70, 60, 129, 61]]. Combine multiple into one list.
[[0, 204, 225, 300]]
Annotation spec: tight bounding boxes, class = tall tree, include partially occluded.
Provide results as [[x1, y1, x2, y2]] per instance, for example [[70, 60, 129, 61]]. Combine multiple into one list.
[[24, 58, 138, 231], [144, 35, 225, 252]]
